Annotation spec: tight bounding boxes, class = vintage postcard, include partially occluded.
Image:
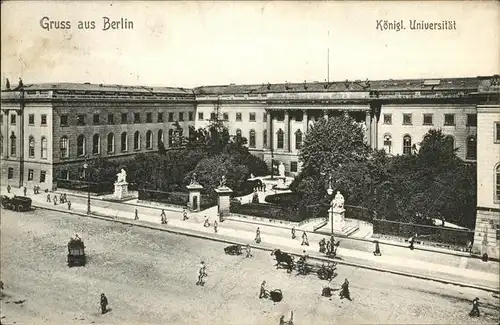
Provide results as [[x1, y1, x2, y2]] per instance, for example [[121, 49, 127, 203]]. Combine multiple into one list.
[[1, 1, 499, 325]]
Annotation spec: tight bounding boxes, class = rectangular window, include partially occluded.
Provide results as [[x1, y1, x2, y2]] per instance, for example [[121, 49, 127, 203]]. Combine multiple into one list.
[[134, 113, 140, 123], [236, 113, 242, 121], [495, 122, 500, 143], [77, 115, 85, 126], [107, 114, 114, 125], [263, 113, 267, 122], [168, 112, 174, 122], [423, 114, 433, 125], [383, 114, 392, 125], [28, 114, 35, 125], [10, 114, 16, 125], [249, 113, 256, 122], [198, 112, 204, 120], [121, 113, 127, 124], [467, 114, 477, 127], [8, 168, 14, 179], [402, 114, 412, 125], [444, 114, 455, 126], [60, 115, 68, 126], [179, 112, 184, 121], [188, 112, 194, 121], [41, 114, 47, 126], [93, 114, 100, 124], [40, 170, 46, 183], [290, 162, 298, 173], [211, 113, 216, 120], [28, 169, 34, 181], [223, 113, 229, 121], [158, 113, 164, 122], [146, 112, 152, 123]]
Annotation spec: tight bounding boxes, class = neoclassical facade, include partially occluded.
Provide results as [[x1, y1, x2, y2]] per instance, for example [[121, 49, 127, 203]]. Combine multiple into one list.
[[1, 76, 499, 192]]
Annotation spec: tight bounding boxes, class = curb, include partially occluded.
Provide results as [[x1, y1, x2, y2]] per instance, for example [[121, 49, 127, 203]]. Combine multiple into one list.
[[31, 203, 500, 294]]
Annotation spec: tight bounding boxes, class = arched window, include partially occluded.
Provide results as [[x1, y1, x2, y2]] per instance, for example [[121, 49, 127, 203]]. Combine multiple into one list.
[[134, 131, 141, 150], [295, 129, 303, 150], [158, 130, 164, 144], [29, 136, 35, 158], [263, 130, 268, 148], [466, 136, 476, 160], [77, 135, 86, 156], [107, 133, 114, 153], [41, 137, 48, 159], [121, 132, 128, 152], [10, 133, 16, 156], [383, 134, 392, 153], [496, 164, 500, 202], [60, 136, 69, 158], [403, 135, 412, 155], [249, 130, 256, 148], [92, 134, 100, 154], [277, 129, 284, 149], [146, 130, 153, 149]]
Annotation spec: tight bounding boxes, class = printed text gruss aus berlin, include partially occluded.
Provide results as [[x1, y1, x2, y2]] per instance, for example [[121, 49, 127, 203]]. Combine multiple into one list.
[[39, 17, 134, 31], [376, 20, 457, 32]]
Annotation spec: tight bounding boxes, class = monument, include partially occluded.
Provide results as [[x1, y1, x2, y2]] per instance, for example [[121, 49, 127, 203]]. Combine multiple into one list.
[[315, 190, 359, 236], [274, 162, 289, 190], [215, 175, 233, 220], [186, 173, 203, 212], [114, 168, 129, 200]]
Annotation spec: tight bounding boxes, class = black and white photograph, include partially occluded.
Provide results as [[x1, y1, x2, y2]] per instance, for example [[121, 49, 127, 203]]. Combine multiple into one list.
[[1, 1, 499, 324]]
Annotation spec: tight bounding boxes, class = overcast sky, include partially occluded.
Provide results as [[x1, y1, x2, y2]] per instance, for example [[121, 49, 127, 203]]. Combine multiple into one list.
[[1, 1, 498, 88]]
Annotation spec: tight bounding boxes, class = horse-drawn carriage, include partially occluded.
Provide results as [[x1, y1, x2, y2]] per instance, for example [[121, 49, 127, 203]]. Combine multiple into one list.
[[224, 244, 243, 256], [271, 249, 337, 281], [67, 237, 86, 267], [0, 195, 32, 212]]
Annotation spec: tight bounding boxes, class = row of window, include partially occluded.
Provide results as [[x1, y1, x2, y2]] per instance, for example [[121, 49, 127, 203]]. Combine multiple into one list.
[[6, 167, 47, 183], [383, 113, 477, 127], [61, 111, 195, 127], [382, 133, 477, 159]]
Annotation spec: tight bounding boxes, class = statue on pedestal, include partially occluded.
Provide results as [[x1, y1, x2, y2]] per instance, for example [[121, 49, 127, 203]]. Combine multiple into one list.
[[190, 172, 199, 185], [116, 168, 127, 183], [331, 191, 344, 209], [219, 175, 227, 188], [278, 163, 285, 178]]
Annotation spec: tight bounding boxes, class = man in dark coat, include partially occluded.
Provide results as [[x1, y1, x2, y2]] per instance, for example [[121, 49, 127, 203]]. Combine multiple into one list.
[[469, 297, 480, 317], [373, 240, 382, 256], [339, 278, 351, 300], [100, 293, 108, 314], [259, 281, 267, 299]]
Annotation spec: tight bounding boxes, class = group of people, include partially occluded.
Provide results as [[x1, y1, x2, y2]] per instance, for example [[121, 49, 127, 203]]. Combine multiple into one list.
[[6, 184, 43, 195], [203, 216, 218, 233], [290, 227, 309, 246], [318, 235, 338, 256], [253, 182, 267, 192]]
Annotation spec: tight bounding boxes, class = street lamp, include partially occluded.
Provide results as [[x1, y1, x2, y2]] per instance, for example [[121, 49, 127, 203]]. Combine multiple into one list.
[[83, 155, 91, 215], [327, 175, 334, 234]]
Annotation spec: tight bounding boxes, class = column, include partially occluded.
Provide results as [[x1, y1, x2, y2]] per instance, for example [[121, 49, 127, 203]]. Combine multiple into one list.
[[284, 110, 289, 152], [302, 109, 308, 133], [266, 110, 273, 150], [370, 105, 379, 150], [365, 111, 372, 147]]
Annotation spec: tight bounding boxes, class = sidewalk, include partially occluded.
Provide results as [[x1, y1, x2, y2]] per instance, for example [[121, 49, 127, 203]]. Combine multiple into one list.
[[5, 186, 498, 292]]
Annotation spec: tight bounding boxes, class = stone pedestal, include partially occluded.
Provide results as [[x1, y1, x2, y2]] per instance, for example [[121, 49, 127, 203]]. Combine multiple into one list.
[[215, 186, 233, 217], [326, 207, 346, 233], [186, 183, 203, 212], [114, 182, 129, 200]]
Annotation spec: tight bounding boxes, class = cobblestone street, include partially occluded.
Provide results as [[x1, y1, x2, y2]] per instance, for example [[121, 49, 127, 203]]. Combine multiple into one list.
[[1, 208, 499, 325]]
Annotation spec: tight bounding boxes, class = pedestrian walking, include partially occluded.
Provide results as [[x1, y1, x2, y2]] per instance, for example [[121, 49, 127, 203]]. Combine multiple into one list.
[[291, 226, 296, 239], [46, 193, 51, 202], [469, 297, 480, 317], [67, 200, 72, 210], [160, 209, 167, 224], [33, 186, 36, 194], [23, 186, 27, 196], [53, 195, 58, 205], [339, 278, 351, 300], [245, 244, 252, 258], [7, 184, 11, 193], [319, 238, 326, 253], [100, 293, 108, 314], [203, 216, 210, 227], [373, 240, 382, 256], [301, 231, 309, 246], [259, 281, 267, 298], [134, 208, 139, 220], [255, 227, 261, 243], [408, 233, 417, 250], [214, 220, 218, 233], [59, 193, 64, 203], [196, 261, 207, 286], [183, 209, 188, 221]]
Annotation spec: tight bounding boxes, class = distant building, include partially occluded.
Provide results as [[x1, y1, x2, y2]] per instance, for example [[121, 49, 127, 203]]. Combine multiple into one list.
[[1, 76, 499, 192], [472, 103, 500, 260]]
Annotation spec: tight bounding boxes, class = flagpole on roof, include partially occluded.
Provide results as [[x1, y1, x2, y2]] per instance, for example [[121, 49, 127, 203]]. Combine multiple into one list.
[[327, 30, 330, 84]]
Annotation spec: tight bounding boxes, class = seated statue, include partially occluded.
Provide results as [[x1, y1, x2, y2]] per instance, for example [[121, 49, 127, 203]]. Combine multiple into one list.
[[331, 191, 344, 209], [116, 168, 127, 183]]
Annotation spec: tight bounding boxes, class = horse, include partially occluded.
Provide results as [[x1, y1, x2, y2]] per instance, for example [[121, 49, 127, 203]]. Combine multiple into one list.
[[271, 249, 294, 273]]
